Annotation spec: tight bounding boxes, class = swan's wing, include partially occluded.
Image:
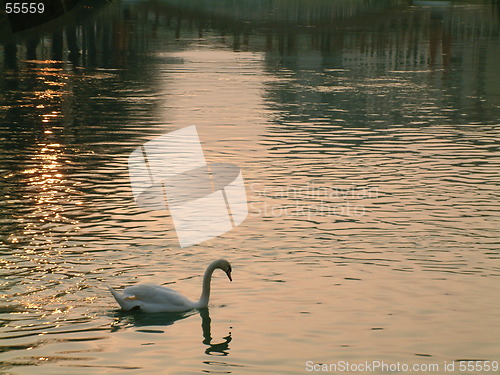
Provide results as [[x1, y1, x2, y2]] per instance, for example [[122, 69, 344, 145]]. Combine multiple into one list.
[[122, 284, 193, 308]]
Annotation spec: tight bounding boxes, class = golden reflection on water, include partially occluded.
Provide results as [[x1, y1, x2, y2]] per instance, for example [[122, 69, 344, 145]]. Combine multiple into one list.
[[15, 142, 80, 252], [0, 59, 89, 319], [18, 144, 78, 227]]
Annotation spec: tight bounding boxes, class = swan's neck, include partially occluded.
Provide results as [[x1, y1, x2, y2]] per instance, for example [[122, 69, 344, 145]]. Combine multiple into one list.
[[197, 263, 216, 308]]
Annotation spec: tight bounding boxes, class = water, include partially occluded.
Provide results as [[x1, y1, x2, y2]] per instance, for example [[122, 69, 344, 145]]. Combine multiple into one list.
[[1, 0, 499, 374]]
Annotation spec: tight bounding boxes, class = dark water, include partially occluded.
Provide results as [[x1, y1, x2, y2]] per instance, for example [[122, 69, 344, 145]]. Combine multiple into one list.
[[1, 1, 499, 374]]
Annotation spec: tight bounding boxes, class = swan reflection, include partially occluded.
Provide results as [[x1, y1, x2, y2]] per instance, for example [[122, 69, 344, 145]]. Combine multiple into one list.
[[199, 308, 232, 356], [111, 309, 196, 331], [110, 307, 232, 356]]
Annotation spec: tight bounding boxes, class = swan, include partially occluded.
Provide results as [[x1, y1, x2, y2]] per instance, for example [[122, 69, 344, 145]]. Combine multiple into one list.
[[108, 259, 232, 313]]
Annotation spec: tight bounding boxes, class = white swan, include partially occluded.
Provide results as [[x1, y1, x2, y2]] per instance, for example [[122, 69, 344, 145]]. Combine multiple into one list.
[[108, 259, 232, 313]]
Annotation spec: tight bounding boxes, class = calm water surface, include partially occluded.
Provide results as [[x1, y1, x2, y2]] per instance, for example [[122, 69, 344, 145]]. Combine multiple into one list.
[[1, 1, 499, 374]]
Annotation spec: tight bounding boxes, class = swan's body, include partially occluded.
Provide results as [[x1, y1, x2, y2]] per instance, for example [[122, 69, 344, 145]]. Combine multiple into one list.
[[108, 259, 232, 313]]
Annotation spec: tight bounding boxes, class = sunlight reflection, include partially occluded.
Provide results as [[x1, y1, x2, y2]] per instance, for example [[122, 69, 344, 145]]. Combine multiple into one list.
[[2, 110, 83, 315]]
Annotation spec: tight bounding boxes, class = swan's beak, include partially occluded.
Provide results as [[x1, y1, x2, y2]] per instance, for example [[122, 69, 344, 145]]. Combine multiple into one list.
[[226, 270, 232, 282]]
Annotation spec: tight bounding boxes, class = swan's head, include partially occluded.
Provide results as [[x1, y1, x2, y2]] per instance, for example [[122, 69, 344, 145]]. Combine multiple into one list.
[[214, 259, 232, 282]]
